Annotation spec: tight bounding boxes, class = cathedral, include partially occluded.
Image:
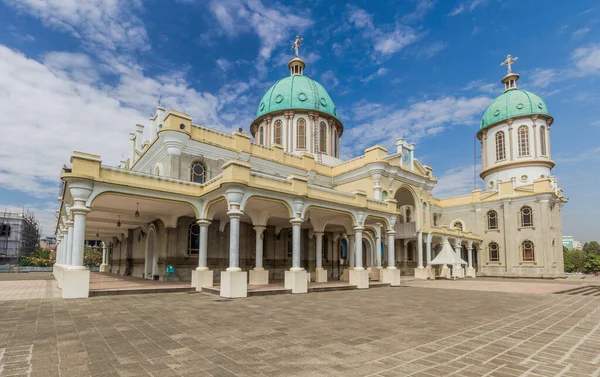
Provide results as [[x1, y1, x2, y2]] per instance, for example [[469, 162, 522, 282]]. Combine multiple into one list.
[[53, 40, 567, 299]]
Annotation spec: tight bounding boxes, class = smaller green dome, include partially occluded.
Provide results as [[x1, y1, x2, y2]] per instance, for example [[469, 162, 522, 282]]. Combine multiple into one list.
[[254, 75, 339, 121], [481, 89, 550, 130]]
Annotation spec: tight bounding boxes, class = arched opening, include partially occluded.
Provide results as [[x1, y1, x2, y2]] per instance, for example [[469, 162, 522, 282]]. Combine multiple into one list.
[[495, 131, 506, 161], [518, 125, 530, 157], [190, 160, 206, 183], [319, 121, 327, 153], [539, 126, 547, 156], [259, 126, 265, 145], [274, 120, 282, 145], [297, 118, 306, 149]]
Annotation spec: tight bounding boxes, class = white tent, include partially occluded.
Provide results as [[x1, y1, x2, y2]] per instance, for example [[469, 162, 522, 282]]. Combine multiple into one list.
[[429, 239, 467, 279]]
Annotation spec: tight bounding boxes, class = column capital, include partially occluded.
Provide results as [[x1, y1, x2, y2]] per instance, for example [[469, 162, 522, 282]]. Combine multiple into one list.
[[70, 204, 90, 215], [227, 209, 244, 219], [313, 231, 324, 236], [253, 225, 266, 232], [65, 219, 74, 227], [289, 217, 303, 226], [353, 226, 365, 232], [196, 219, 211, 226], [386, 230, 396, 236]]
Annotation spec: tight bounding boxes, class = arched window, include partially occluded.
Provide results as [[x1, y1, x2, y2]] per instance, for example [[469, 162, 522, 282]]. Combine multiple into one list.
[[319, 121, 327, 153], [452, 221, 463, 231], [539, 126, 547, 156], [274, 120, 282, 145], [495, 131, 506, 161], [489, 242, 500, 262], [154, 165, 161, 176], [381, 191, 388, 200], [405, 208, 412, 223], [0, 224, 10, 237], [487, 210, 498, 230], [190, 160, 206, 183], [522, 240, 535, 261], [188, 223, 200, 255], [518, 125, 530, 156], [520, 206, 533, 228], [296, 118, 306, 149], [258, 126, 264, 145]]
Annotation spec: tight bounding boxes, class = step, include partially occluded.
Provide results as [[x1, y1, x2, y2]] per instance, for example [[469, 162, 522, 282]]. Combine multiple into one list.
[[89, 286, 194, 297]]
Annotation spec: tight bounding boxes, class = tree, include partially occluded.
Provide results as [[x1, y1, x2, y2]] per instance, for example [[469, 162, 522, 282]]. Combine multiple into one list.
[[583, 241, 600, 255], [584, 253, 600, 274], [564, 250, 587, 272]]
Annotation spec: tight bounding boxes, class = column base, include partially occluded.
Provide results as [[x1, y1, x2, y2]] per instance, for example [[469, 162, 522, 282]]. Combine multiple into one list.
[[341, 268, 352, 282], [426, 265, 435, 280], [220, 271, 247, 298], [99, 263, 109, 273], [284, 270, 308, 294], [414, 266, 427, 280], [193, 269, 214, 291], [314, 268, 327, 283], [249, 268, 269, 285], [466, 267, 476, 278], [349, 268, 369, 289], [62, 268, 90, 299], [382, 267, 401, 286], [369, 266, 382, 281], [453, 265, 465, 278]]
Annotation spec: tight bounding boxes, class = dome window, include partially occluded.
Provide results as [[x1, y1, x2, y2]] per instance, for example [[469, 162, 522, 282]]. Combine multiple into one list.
[[274, 120, 282, 145], [298, 93, 307, 102], [320, 97, 328, 107], [296, 118, 306, 149], [495, 131, 506, 161], [275, 95, 284, 103], [518, 126, 530, 157], [540, 126, 547, 156], [516, 103, 524, 110]]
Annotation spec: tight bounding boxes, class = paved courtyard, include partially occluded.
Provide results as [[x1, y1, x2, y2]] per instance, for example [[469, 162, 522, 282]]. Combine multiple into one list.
[[0, 277, 599, 377]]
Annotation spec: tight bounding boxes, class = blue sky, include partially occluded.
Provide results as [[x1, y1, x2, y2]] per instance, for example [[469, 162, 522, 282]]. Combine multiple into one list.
[[0, 0, 598, 241]]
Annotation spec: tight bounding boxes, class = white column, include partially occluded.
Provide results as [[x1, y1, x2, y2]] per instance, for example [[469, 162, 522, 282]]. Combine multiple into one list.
[[102, 245, 107, 264], [197, 220, 211, 271], [315, 232, 324, 269], [226, 210, 243, 271], [354, 227, 364, 270], [375, 225, 382, 268], [453, 241, 464, 278], [426, 233, 432, 265], [70, 205, 89, 268], [387, 231, 396, 268], [290, 218, 303, 271], [417, 230, 424, 268], [194, 220, 213, 290], [349, 226, 368, 289], [467, 245, 473, 268], [348, 235, 355, 268], [253, 226, 266, 269], [65, 221, 74, 266]]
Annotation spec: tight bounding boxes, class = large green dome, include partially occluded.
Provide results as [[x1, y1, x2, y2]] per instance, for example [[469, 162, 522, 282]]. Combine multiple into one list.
[[481, 89, 550, 130], [255, 75, 339, 121]]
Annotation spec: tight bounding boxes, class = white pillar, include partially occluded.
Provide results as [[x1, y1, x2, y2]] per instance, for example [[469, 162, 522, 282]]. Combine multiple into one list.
[[285, 217, 308, 293], [62, 202, 91, 299], [226, 210, 242, 271], [249, 225, 269, 285], [290, 218, 303, 271], [375, 225, 382, 268], [453, 241, 464, 278], [220, 210, 246, 298], [348, 235, 355, 268], [417, 230, 424, 268], [466, 241, 476, 278], [99, 243, 108, 272], [194, 219, 213, 290], [354, 227, 364, 270], [197, 220, 211, 271], [314, 231, 327, 282], [383, 230, 401, 286], [349, 226, 368, 289], [426, 233, 432, 265], [253, 226, 266, 269], [315, 232, 324, 269], [65, 220, 75, 266]]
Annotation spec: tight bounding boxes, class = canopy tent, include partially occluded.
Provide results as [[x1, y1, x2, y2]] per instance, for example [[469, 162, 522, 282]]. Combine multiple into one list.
[[430, 239, 467, 266]]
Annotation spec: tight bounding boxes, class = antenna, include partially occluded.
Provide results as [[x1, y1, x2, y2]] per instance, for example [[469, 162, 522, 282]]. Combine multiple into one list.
[[157, 94, 162, 107]]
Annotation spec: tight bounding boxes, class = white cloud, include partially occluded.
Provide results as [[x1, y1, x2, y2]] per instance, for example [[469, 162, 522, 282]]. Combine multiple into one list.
[[361, 68, 389, 83], [207, 0, 313, 75], [463, 79, 499, 94], [432, 165, 479, 197], [4, 0, 149, 52], [448, 0, 490, 16], [216, 58, 232, 72], [401, 0, 436, 24], [347, 5, 419, 58], [344, 95, 491, 157], [320, 71, 339, 88], [415, 42, 447, 59], [572, 27, 590, 39], [555, 146, 600, 163], [572, 45, 600, 75]]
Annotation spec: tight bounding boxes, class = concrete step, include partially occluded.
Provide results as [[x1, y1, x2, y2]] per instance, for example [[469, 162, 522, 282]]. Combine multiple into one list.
[[89, 286, 194, 297]]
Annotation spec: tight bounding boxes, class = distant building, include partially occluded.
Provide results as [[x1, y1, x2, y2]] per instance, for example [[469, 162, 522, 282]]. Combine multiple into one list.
[[0, 211, 40, 265], [562, 236, 580, 251], [574, 240, 583, 250], [40, 236, 57, 250]]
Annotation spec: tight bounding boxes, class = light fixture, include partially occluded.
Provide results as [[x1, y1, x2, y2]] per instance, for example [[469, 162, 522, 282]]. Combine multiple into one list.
[[135, 203, 140, 218], [117, 216, 121, 227], [96, 229, 99, 237]]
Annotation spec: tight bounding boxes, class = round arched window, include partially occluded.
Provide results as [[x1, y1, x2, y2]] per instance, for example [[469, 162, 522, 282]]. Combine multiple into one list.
[[190, 161, 206, 183]]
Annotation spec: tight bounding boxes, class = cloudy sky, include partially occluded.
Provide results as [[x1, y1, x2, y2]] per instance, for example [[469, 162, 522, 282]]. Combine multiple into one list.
[[0, 0, 598, 241]]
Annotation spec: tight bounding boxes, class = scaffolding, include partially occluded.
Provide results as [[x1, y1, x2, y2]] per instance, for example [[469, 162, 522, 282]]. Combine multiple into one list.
[[0, 210, 41, 266]]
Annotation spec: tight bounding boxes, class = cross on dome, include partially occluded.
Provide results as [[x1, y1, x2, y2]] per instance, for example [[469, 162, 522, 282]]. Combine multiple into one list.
[[501, 54, 518, 74], [291, 35, 304, 57]]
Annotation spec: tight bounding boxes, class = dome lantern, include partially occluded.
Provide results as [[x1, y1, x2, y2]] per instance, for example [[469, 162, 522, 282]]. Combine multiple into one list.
[[500, 54, 519, 92], [289, 35, 305, 76]]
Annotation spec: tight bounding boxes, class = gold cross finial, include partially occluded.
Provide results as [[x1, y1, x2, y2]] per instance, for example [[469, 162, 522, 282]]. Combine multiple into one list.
[[501, 54, 518, 74]]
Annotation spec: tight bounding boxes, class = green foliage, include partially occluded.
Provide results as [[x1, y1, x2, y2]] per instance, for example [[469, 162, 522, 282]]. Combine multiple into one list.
[[84, 246, 102, 266], [19, 246, 55, 267], [563, 245, 569, 253], [564, 250, 587, 272], [583, 241, 600, 255], [584, 253, 600, 274]]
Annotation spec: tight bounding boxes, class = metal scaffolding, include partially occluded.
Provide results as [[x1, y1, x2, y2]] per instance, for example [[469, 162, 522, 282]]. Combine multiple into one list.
[[0, 209, 41, 265]]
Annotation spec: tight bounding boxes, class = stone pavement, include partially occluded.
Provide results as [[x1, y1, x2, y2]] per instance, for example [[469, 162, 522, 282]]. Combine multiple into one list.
[[0, 284, 599, 377]]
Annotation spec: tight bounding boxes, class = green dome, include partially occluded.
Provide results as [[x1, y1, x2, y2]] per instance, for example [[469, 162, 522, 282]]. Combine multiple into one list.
[[255, 75, 339, 121], [481, 89, 550, 130]]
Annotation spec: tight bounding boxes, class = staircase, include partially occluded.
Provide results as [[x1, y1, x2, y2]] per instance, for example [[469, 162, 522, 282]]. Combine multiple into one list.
[[555, 285, 600, 297]]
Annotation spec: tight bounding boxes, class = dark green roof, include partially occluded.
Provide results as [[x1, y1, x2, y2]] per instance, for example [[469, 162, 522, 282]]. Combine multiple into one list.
[[481, 89, 550, 129], [255, 75, 339, 121]]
